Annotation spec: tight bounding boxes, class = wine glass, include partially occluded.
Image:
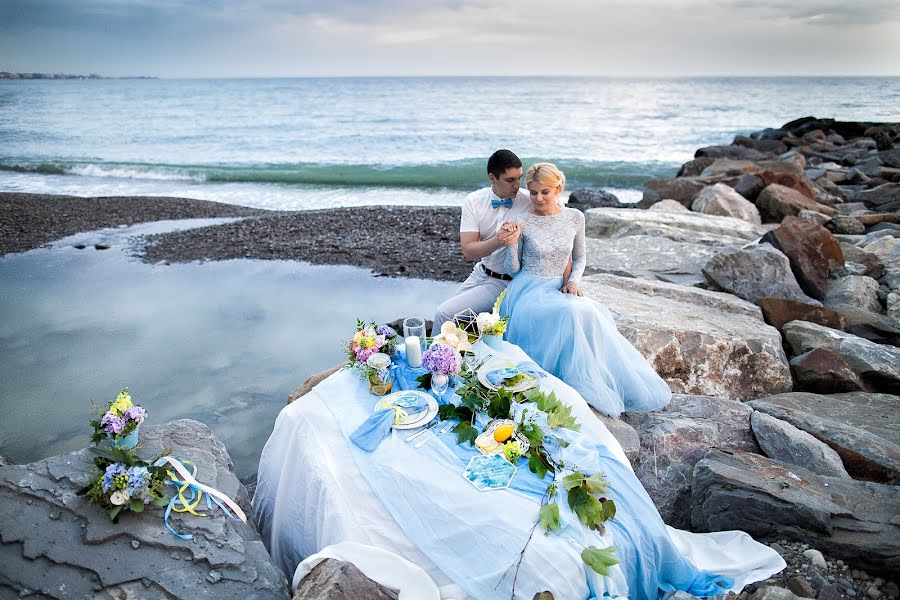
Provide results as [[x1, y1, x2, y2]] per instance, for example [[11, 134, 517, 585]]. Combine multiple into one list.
[[430, 372, 449, 401]]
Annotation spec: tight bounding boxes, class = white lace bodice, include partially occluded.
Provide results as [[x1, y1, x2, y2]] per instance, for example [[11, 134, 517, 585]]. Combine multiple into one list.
[[504, 208, 586, 282]]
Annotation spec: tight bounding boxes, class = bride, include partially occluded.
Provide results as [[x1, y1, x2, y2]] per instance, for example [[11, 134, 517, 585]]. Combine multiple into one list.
[[501, 162, 672, 419]]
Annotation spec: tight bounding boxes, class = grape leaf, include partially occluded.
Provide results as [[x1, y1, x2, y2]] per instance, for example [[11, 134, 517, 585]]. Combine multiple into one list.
[[487, 389, 512, 419], [539, 502, 561, 532], [581, 546, 620, 576], [528, 453, 548, 480], [521, 422, 545, 449], [547, 402, 580, 431], [453, 421, 478, 445], [585, 473, 610, 495], [532, 593, 555, 600], [414, 371, 432, 390], [536, 390, 561, 413], [562, 471, 585, 491]]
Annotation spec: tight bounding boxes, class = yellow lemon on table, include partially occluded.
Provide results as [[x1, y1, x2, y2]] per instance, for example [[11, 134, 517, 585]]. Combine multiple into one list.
[[493, 423, 515, 443]]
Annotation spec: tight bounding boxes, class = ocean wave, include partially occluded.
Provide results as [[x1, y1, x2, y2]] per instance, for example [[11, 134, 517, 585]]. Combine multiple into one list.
[[0, 158, 677, 189]]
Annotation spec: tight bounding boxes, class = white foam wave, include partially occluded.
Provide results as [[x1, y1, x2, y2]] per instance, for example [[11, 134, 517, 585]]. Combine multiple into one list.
[[67, 164, 204, 182]]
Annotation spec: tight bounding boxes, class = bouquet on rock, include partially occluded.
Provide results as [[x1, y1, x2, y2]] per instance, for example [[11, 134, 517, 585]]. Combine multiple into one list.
[[77, 445, 170, 522], [90, 388, 147, 450]]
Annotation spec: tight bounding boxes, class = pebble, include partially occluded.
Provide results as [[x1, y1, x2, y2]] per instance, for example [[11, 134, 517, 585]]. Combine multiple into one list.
[[94, 243, 111, 250], [802, 549, 827, 570], [884, 582, 899, 599], [848, 590, 857, 598], [206, 570, 222, 584], [169, 551, 181, 560], [817, 584, 843, 600], [48, 510, 59, 520], [787, 575, 816, 598], [869, 588, 883, 599], [769, 542, 786, 556], [131, 540, 140, 549]]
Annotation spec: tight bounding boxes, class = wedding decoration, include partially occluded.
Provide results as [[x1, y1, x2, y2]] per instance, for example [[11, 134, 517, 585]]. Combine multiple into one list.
[[90, 387, 148, 450], [432, 321, 473, 353], [345, 320, 399, 392], [451, 307, 481, 343], [477, 290, 509, 349], [421, 342, 462, 398], [76, 446, 169, 522]]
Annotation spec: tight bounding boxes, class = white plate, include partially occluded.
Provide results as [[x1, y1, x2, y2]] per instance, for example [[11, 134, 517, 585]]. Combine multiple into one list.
[[476, 419, 530, 457], [375, 390, 439, 430], [476, 358, 537, 393]]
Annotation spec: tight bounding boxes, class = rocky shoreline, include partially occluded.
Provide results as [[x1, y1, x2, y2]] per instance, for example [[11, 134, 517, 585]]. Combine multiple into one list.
[[2, 116, 899, 599]]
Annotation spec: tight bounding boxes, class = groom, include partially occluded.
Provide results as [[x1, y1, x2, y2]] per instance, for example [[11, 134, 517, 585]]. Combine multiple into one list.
[[432, 149, 531, 335]]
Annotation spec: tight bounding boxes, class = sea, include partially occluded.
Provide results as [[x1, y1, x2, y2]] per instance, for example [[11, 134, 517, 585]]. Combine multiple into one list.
[[1, 77, 898, 478], [3, 77, 899, 207]]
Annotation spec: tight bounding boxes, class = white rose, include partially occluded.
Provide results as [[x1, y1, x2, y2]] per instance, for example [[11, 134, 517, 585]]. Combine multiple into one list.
[[440, 321, 457, 335], [110, 490, 130, 506], [476, 312, 499, 332], [444, 333, 460, 346]]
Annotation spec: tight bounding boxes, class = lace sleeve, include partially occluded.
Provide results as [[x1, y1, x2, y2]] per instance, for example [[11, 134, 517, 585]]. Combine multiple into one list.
[[504, 234, 522, 275], [568, 210, 586, 283]]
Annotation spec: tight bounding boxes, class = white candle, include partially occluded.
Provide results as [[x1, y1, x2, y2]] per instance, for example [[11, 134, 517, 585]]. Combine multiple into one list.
[[405, 336, 423, 368]]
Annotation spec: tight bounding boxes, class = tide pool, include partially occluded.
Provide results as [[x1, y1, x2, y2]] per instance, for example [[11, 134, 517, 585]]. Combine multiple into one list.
[[0, 220, 455, 477]]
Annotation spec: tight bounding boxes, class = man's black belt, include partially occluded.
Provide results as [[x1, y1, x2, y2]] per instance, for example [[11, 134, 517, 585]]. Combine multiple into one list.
[[482, 264, 512, 281]]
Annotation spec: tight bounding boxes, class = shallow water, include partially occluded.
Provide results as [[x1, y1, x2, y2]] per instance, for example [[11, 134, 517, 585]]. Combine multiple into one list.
[[0, 221, 455, 477]]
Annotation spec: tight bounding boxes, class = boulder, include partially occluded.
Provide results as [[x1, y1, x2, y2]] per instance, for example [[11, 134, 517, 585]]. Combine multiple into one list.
[[860, 236, 900, 292], [584, 235, 725, 287], [888, 291, 900, 320], [825, 305, 900, 348], [880, 148, 900, 169], [622, 395, 760, 527], [733, 135, 789, 155], [837, 242, 884, 279], [796, 210, 831, 226], [756, 184, 838, 223], [580, 274, 792, 401], [702, 245, 821, 305], [749, 392, 900, 483], [732, 173, 766, 201], [566, 188, 630, 211], [789, 348, 865, 393], [756, 297, 847, 331], [758, 171, 818, 201], [639, 177, 709, 208], [0, 419, 289, 599], [699, 158, 759, 177], [695, 145, 773, 161], [751, 410, 850, 478], [782, 320, 900, 393], [826, 216, 866, 235], [294, 559, 398, 599], [591, 412, 640, 463], [691, 449, 900, 574], [824, 275, 883, 313], [288, 365, 343, 404], [760, 219, 844, 301], [691, 183, 762, 224], [677, 157, 716, 177], [584, 207, 765, 243], [857, 183, 900, 210], [647, 199, 691, 213]]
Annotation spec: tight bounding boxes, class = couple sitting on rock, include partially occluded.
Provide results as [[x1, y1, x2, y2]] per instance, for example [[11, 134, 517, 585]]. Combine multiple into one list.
[[432, 149, 672, 419]]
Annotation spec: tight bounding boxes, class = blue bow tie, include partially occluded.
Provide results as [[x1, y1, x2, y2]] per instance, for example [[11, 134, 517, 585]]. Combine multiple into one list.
[[491, 198, 513, 209]]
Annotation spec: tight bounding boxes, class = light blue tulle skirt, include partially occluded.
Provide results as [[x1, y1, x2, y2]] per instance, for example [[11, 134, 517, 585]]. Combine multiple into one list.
[[501, 271, 672, 418]]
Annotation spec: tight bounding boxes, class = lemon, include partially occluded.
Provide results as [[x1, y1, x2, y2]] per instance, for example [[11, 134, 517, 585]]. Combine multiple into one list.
[[493, 423, 515, 443]]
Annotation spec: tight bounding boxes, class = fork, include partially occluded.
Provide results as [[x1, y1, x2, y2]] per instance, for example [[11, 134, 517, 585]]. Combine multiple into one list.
[[414, 420, 455, 449], [405, 419, 445, 442]]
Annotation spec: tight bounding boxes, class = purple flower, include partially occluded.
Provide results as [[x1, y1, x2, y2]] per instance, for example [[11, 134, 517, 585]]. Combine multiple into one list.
[[422, 343, 461, 375], [123, 405, 147, 424], [356, 346, 377, 364], [100, 411, 126, 434], [376, 325, 397, 338]]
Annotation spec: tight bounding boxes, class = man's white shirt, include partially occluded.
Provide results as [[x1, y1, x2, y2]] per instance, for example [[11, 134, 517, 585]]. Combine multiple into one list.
[[459, 187, 531, 274]]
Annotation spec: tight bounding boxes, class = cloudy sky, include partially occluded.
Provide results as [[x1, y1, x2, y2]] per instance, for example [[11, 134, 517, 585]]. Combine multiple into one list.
[[2, 0, 899, 77]]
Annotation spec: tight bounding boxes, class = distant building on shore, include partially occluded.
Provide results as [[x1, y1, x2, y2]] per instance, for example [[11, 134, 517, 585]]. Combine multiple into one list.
[[0, 72, 155, 80]]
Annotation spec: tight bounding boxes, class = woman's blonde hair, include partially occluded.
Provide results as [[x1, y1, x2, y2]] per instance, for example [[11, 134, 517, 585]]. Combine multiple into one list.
[[526, 162, 566, 194]]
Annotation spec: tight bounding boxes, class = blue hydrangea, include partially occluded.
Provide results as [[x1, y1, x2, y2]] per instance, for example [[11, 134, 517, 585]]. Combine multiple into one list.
[[376, 325, 397, 338], [125, 466, 150, 498], [102, 463, 126, 492]]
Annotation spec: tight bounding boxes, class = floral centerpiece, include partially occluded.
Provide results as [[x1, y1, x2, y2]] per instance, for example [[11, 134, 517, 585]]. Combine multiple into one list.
[[346, 320, 399, 394], [476, 290, 508, 348], [76, 446, 169, 521], [90, 388, 148, 449], [432, 321, 473, 353], [421, 342, 462, 397]]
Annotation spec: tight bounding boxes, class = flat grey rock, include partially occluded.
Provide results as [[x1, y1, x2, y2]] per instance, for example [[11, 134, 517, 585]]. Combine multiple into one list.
[[860, 236, 900, 293], [293, 559, 398, 599], [751, 411, 850, 478], [0, 419, 289, 599], [691, 182, 761, 224], [584, 207, 765, 243], [623, 394, 760, 527], [703, 245, 821, 305], [691, 449, 900, 574], [748, 392, 900, 484], [825, 275, 883, 314], [584, 235, 727, 287], [581, 274, 792, 401]]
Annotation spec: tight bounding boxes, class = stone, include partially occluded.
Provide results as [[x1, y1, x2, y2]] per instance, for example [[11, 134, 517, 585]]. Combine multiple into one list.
[[888, 292, 900, 320], [678, 157, 717, 177], [699, 158, 760, 177], [819, 583, 843, 600], [696, 145, 774, 161], [734, 135, 789, 155], [584, 207, 765, 243], [293, 559, 398, 599], [757, 298, 847, 331], [827, 216, 866, 235], [825, 275, 883, 313], [868, 588, 883, 600], [288, 365, 343, 404], [749, 392, 900, 484], [623, 394, 760, 527], [750, 587, 800, 600], [798, 210, 831, 226], [591, 411, 640, 463], [751, 411, 850, 478], [789, 348, 865, 394], [692, 183, 762, 224], [733, 173, 766, 201], [883, 582, 899, 599], [787, 575, 817, 598], [669, 592, 702, 600], [860, 237, 900, 292], [758, 171, 818, 201], [691, 449, 900, 574], [702, 245, 821, 305], [829, 305, 900, 347], [803, 549, 828, 570], [757, 184, 838, 223], [857, 184, 900, 209], [838, 242, 884, 279], [647, 199, 691, 213], [0, 419, 289, 599], [584, 235, 725, 287], [566, 188, 630, 211], [761, 218, 844, 301], [639, 177, 709, 208], [580, 274, 792, 401], [781, 321, 900, 393], [880, 149, 900, 169]]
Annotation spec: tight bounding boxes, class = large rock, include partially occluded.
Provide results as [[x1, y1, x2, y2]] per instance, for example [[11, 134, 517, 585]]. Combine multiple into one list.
[[288, 365, 343, 404], [756, 297, 847, 331], [647, 199, 691, 213], [0, 419, 289, 599], [580, 274, 792, 401], [860, 236, 900, 292], [691, 183, 762, 224], [830, 304, 900, 346], [294, 559, 398, 600], [591, 412, 640, 463], [584, 207, 765, 243], [837, 241, 884, 278], [756, 184, 838, 222], [789, 348, 865, 394], [760, 218, 844, 301], [749, 392, 900, 483], [622, 395, 759, 527], [567, 188, 630, 210], [691, 449, 900, 574], [732, 173, 766, 201], [702, 245, 821, 305], [750, 411, 850, 478], [695, 145, 773, 161], [638, 177, 709, 208], [824, 275, 883, 313], [584, 235, 726, 287], [781, 320, 900, 393], [856, 183, 900, 210]]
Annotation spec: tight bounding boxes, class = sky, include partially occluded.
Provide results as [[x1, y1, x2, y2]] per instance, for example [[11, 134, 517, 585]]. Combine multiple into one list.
[[2, 0, 900, 77]]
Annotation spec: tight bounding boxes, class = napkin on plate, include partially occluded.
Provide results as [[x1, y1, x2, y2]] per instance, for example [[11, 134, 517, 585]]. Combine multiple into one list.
[[485, 361, 547, 386], [350, 394, 431, 452]]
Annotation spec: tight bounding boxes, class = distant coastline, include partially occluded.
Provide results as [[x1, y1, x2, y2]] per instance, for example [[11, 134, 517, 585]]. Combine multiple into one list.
[[0, 71, 156, 80]]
